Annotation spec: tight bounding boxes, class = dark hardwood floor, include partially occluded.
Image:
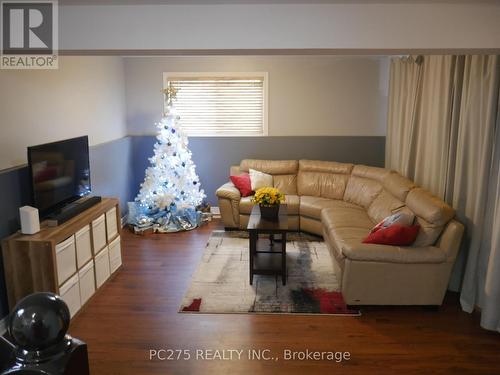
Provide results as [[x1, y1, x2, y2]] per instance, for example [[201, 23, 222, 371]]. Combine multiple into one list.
[[70, 220, 500, 375]]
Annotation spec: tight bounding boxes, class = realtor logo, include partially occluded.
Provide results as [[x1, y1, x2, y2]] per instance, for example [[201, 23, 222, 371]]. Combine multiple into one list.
[[1, 1, 58, 69]]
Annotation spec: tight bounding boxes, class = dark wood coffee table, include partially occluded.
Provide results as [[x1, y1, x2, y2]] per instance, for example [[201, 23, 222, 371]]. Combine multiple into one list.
[[247, 205, 289, 285]]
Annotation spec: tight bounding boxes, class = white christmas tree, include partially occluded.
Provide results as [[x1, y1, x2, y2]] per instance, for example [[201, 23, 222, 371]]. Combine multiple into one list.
[[135, 84, 205, 214]]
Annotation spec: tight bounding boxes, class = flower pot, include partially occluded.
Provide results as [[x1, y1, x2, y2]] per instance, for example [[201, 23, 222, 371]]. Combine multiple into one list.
[[259, 204, 280, 220]]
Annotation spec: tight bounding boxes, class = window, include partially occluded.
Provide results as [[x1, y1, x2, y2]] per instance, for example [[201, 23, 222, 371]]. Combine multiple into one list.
[[164, 73, 268, 136]]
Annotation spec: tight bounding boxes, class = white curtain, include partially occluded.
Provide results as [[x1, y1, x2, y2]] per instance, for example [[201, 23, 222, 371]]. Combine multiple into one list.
[[480, 120, 500, 331], [386, 56, 422, 176], [386, 55, 500, 332], [455, 56, 500, 332], [411, 55, 458, 197]]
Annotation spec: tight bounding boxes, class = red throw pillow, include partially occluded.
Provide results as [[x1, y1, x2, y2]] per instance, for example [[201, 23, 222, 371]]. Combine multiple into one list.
[[230, 174, 253, 197], [363, 224, 420, 246]]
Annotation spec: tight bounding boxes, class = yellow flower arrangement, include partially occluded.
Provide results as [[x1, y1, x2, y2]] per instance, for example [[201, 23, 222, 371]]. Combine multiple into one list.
[[252, 187, 285, 206]]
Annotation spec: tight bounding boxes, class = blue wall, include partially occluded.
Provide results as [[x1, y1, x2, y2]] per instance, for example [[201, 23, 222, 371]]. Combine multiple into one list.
[[0, 136, 134, 319], [131, 136, 386, 206], [89, 137, 134, 215], [0, 167, 31, 318]]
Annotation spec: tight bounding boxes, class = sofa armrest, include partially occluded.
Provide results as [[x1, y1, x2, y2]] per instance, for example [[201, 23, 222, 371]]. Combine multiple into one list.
[[436, 219, 465, 262], [216, 182, 241, 201], [216, 182, 241, 228]]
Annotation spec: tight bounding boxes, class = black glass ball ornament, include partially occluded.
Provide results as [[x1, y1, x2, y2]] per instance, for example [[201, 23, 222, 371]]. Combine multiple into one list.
[[171, 128, 176, 134], [9, 293, 70, 352], [181, 162, 185, 167], [193, 181, 197, 185]]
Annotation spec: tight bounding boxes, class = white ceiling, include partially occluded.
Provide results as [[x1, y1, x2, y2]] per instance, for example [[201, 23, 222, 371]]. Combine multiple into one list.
[[59, 0, 500, 5]]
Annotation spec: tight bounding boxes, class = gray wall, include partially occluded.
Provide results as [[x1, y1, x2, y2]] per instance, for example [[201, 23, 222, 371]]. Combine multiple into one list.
[[131, 136, 385, 206], [0, 56, 127, 171], [124, 56, 388, 137], [0, 136, 134, 318]]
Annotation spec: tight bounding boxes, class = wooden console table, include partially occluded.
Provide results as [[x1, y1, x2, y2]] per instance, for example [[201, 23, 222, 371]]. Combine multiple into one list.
[[2, 197, 123, 316], [247, 205, 289, 286]]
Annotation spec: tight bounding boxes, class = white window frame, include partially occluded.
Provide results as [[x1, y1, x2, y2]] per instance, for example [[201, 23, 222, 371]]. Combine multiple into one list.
[[163, 72, 269, 137]]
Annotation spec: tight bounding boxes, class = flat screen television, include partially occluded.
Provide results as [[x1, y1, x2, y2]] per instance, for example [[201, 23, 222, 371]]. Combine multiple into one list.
[[28, 136, 91, 218]]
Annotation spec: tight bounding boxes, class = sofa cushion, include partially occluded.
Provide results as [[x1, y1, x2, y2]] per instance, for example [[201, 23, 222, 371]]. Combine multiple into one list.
[[230, 165, 242, 176], [321, 207, 374, 231], [343, 176, 383, 209], [300, 196, 362, 220], [273, 174, 297, 195], [297, 172, 321, 197], [325, 226, 447, 264], [329, 226, 371, 243], [299, 160, 354, 174], [319, 173, 351, 199], [297, 160, 353, 199], [383, 172, 416, 201], [367, 190, 406, 223], [240, 159, 298, 175], [239, 195, 300, 215], [405, 188, 455, 247], [412, 217, 445, 247], [339, 238, 447, 264], [406, 188, 455, 226], [323, 226, 369, 265], [351, 165, 391, 182], [297, 172, 350, 199], [283, 195, 300, 215], [239, 196, 254, 214]]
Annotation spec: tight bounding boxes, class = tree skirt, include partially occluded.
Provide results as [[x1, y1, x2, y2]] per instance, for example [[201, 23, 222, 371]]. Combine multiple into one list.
[[179, 231, 360, 316]]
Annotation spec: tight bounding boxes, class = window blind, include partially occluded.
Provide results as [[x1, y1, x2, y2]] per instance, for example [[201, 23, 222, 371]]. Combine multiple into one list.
[[167, 76, 265, 136]]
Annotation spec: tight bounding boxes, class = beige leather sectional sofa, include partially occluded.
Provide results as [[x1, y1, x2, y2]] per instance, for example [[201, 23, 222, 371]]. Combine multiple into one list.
[[216, 159, 464, 306]]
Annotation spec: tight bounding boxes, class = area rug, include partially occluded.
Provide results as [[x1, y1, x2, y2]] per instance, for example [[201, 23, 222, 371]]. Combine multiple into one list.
[[179, 231, 360, 316]]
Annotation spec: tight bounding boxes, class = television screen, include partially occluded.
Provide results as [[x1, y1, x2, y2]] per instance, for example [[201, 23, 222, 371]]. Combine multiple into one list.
[[28, 136, 91, 217]]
